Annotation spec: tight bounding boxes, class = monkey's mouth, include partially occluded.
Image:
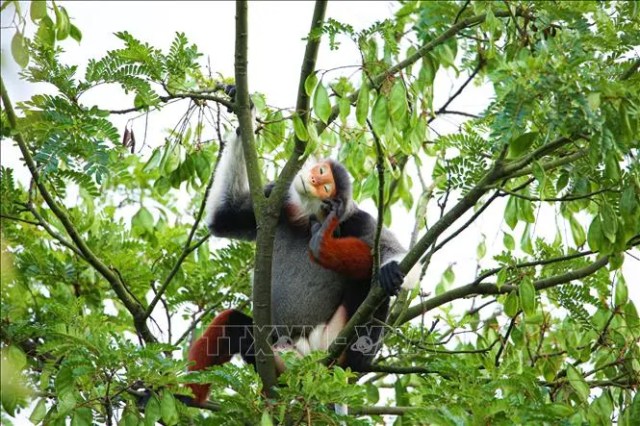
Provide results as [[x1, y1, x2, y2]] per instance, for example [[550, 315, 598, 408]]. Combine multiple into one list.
[[299, 176, 308, 194]]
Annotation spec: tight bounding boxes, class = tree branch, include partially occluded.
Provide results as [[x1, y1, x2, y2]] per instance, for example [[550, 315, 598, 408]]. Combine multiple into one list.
[[471, 249, 594, 286], [0, 74, 157, 345], [107, 87, 233, 115], [495, 313, 519, 367], [0, 213, 40, 226], [497, 186, 616, 202], [350, 405, 420, 416], [503, 149, 587, 180], [232, 0, 279, 395], [232, 0, 328, 395], [399, 256, 610, 324], [360, 365, 444, 375], [428, 60, 483, 124]]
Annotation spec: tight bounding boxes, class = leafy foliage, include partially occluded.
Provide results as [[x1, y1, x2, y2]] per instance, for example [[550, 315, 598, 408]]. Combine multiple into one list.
[[1, 1, 639, 425]]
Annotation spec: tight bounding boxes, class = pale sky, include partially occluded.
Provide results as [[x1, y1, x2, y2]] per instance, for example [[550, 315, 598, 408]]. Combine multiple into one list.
[[1, 2, 638, 424]]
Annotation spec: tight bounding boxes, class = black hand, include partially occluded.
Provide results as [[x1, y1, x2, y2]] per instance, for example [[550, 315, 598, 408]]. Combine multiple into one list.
[[379, 261, 404, 296], [263, 182, 275, 198], [322, 197, 346, 221], [224, 85, 236, 113], [224, 84, 236, 99], [309, 214, 322, 235], [321, 200, 333, 216], [332, 198, 346, 219], [224, 84, 253, 113]]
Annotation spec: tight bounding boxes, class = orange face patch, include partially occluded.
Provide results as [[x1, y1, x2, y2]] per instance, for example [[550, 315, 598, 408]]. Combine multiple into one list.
[[306, 162, 336, 199]]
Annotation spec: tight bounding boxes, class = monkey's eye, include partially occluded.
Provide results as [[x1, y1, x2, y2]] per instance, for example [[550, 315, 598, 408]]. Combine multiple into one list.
[[319, 167, 325, 175], [324, 184, 332, 193]]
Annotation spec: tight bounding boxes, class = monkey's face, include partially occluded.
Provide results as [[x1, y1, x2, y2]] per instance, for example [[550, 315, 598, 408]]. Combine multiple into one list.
[[293, 161, 337, 201]]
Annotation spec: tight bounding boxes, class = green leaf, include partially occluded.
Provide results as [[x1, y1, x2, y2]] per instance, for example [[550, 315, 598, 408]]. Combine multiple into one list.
[[120, 407, 140, 426], [154, 176, 171, 196], [532, 161, 546, 189], [163, 144, 183, 174], [193, 153, 212, 185], [30, 1, 47, 22], [143, 148, 163, 173], [443, 265, 455, 285], [587, 92, 600, 111], [614, 277, 628, 307], [292, 113, 308, 142], [160, 392, 178, 426], [54, 5, 70, 40], [338, 96, 351, 122], [436, 43, 455, 68], [519, 277, 536, 316], [556, 172, 569, 192], [56, 366, 76, 415], [587, 215, 603, 251], [503, 233, 515, 250], [504, 291, 519, 318], [55, 365, 74, 397], [371, 94, 388, 136], [520, 225, 533, 255], [304, 72, 318, 97], [144, 395, 161, 426], [11, 32, 29, 68], [36, 16, 56, 47], [497, 268, 508, 289], [517, 198, 535, 223], [620, 185, 638, 218], [356, 82, 369, 126], [600, 205, 617, 243], [625, 302, 639, 333], [388, 80, 407, 127], [569, 215, 586, 247], [629, 391, 640, 426], [422, 54, 437, 85], [566, 365, 590, 402], [29, 398, 47, 424], [365, 383, 379, 403], [69, 24, 82, 42], [260, 411, 274, 426], [476, 238, 486, 259], [547, 403, 574, 417], [505, 196, 518, 230], [508, 132, 538, 158], [71, 407, 92, 426], [7, 345, 26, 370], [132, 207, 154, 235], [604, 153, 620, 181], [313, 82, 331, 124]]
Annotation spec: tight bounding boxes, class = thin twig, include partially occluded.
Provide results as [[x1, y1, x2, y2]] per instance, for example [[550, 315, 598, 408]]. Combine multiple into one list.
[[495, 313, 519, 367]]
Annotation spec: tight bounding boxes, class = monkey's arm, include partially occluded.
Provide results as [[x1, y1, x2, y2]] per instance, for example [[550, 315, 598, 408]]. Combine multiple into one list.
[[376, 228, 420, 294], [310, 204, 420, 295], [309, 212, 373, 280]]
